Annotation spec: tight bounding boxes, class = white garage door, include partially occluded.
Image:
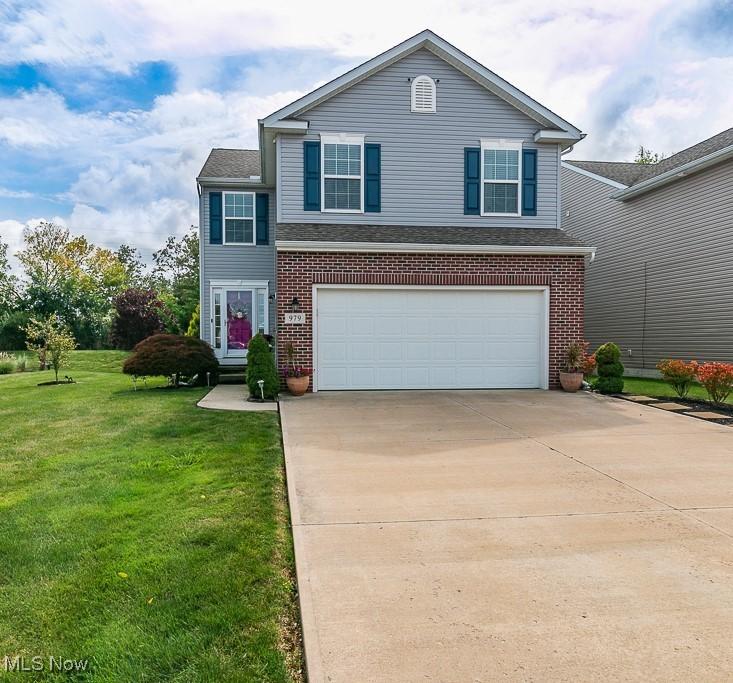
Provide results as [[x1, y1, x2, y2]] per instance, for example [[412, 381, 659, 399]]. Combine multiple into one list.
[[315, 287, 546, 390]]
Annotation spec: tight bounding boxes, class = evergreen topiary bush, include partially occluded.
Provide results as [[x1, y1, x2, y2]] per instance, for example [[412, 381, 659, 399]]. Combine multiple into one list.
[[123, 334, 218, 386], [246, 333, 279, 400], [594, 342, 624, 394]]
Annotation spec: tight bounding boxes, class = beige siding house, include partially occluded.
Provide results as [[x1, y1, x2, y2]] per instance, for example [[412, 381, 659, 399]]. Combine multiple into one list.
[[561, 128, 733, 375]]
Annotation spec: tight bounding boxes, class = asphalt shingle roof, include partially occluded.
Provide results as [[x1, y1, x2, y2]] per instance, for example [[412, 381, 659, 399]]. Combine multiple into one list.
[[565, 127, 733, 187], [276, 223, 588, 248], [198, 149, 261, 179]]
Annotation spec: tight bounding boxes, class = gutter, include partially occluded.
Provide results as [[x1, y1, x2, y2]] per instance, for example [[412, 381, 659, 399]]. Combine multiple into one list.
[[611, 144, 733, 200], [275, 240, 596, 261]]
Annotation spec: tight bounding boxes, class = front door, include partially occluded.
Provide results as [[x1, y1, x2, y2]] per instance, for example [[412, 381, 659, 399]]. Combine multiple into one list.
[[211, 283, 269, 361]]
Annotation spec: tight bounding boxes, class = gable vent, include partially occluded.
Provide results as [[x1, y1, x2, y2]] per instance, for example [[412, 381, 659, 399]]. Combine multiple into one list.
[[411, 75, 436, 113]]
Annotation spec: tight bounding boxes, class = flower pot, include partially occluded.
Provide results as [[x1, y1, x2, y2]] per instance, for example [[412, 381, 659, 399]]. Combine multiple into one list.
[[286, 375, 310, 396], [559, 371, 584, 392]]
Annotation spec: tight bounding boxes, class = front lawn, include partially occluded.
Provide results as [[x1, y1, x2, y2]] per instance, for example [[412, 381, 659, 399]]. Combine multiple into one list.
[[0, 351, 301, 681], [622, 375, 733, 405]]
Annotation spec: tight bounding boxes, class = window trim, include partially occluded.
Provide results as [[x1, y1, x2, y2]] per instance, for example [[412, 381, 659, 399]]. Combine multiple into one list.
[[320, 133, 365, 213], [480, 138, 522, 217], [222, 191, 256, 245], [411, 74, 436, 113]]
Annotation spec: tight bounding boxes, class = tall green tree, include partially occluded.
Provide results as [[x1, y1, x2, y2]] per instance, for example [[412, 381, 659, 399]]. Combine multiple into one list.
[[0, 241, 21, 311], [16, 222, 129, 347], [152, 227, 199, 334]]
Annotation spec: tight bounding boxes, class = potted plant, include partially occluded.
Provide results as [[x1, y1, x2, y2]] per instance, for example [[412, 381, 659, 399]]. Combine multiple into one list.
[[284, 342, 310, 396], [559, 341, 588, 392]]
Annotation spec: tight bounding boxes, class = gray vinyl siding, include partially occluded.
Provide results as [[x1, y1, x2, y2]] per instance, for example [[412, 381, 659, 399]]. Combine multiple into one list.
[[199, 187, 276, 346], [279, 48, 560, 228], [561, 160, 733, 369]]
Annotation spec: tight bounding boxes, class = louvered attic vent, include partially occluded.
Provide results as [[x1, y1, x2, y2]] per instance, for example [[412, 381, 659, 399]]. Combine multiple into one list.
[[411, 75, 436, 113]]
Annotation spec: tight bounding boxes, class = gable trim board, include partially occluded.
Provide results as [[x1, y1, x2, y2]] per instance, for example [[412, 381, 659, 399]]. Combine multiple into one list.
[[561, 161, 627, 191]]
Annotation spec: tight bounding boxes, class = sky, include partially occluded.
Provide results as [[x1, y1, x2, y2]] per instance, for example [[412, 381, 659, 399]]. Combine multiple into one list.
[[1, 0, 732, 269]]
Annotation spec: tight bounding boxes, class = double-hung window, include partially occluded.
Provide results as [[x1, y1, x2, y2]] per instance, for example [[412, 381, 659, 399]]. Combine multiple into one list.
[[223, 192, 256, 244], [321, 134, 364, 212], [481, 139, 522, 216]]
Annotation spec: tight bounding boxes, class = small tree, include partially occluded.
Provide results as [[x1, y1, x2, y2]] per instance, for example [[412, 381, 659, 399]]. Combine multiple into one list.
[[123, 334, 218, 386], [111, 288, 172, 350], [594, 342, 624, 394], [246, 333, 279, 400], [186, 303, 200, 338], [657, 359, 698, 398], [635, 145, 665, 165], [24, 315, 77, 383]]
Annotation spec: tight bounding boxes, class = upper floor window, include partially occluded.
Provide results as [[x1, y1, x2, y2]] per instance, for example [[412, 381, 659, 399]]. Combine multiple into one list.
[[411, 75, 436, 113], [224, 192, 255, 244], [321, 134, 364, 212], [481, 139, 522, 216]]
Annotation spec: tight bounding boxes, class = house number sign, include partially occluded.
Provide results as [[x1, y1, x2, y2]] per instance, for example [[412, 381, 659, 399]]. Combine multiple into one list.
[[284, 312, 306, 325]]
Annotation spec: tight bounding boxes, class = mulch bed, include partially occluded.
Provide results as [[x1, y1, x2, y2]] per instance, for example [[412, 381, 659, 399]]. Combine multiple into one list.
[[615, 393, 733, 426]]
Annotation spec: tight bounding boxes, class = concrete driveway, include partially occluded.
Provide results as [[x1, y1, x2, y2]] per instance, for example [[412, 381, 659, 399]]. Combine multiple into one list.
[[280, 390, 733, 682]]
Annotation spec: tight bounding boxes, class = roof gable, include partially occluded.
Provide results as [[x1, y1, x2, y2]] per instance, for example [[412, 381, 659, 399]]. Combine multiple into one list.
[[260, 29, 581, 139]]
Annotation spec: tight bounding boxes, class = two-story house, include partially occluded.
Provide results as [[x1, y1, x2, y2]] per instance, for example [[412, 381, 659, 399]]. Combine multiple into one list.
[[196, 30, 595, 391]]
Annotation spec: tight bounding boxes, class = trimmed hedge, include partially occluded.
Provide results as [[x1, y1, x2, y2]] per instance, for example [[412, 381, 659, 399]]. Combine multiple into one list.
[[123, 334, 218, 385], [595, 342, 624, 394]]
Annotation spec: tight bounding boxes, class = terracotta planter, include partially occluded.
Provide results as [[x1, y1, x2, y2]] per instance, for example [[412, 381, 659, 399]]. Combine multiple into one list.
[[286, 374, 310, 396], [559, 371, 584, 392]]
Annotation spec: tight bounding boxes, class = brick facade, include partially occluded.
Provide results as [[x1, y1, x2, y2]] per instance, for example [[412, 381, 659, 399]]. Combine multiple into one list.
[[277, 251, 585, 389]]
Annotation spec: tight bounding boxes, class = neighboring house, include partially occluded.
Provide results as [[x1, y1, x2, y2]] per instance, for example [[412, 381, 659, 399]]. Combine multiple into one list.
[[196, 29, 595, 390], [562, 128, 733, 375]]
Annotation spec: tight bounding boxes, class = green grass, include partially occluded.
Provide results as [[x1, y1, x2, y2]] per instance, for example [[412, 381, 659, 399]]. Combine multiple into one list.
[[622, 376, 733, 405], [0, 351, 301, 681]]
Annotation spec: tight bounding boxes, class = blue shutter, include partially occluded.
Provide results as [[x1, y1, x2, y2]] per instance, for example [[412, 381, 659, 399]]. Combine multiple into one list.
[[464, 147, 480, 215], [256, 193, 269, 245], [303, 141, 321, 211], [364, 143, 381, 212], [521, 148, 537, 216], [209, 192, 222, 244]]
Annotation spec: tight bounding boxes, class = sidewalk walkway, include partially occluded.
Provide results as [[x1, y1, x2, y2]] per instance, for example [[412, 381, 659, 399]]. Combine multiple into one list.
[[197, 384, 278, 412]]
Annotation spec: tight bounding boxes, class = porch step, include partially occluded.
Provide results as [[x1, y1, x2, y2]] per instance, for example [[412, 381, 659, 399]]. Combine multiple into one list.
[[218, 373, 246, 385]]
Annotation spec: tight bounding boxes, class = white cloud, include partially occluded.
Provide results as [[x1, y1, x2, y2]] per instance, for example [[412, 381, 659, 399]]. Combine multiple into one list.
[[1, 0, 730, 260]]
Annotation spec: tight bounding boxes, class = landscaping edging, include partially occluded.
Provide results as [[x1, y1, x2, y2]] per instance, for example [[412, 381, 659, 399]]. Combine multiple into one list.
[[616, 393, 733, 426]]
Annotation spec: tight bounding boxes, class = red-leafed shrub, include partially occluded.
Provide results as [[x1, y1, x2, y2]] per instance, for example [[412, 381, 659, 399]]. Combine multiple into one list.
[[656, 359, 699, 398], [111, 288, 174, 350], [123, 334, 218, 386], [696, 362, 733, 405]]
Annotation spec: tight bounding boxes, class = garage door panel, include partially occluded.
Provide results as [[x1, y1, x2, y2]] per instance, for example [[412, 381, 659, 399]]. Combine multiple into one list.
[[316, 288, 545, 390]]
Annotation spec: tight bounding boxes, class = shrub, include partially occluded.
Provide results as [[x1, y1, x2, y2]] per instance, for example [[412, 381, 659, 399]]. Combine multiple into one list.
[[246, 333, 279, 400], [582, 353, 597, 377], [24, 315, 77, 383], [15, 354, 27, 372], [0, 310, 31, 351], [123, 334, 218, 386], [594, 342, 624, 394], [696, 362, 733, 405], [0, 352, 16, 374], [111, 288, 174, 350], [657, 359, 698, 398]]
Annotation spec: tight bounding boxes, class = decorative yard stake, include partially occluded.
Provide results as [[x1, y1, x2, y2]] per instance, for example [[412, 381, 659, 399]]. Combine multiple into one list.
[[257, 379, 265, 401]]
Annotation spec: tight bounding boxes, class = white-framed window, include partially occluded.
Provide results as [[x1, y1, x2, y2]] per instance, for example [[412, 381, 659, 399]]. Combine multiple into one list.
[[411, 75, 436, 113], [223, 191, 256, 244], [480, 138, 522, 216], [321, 134, 364, 212]]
